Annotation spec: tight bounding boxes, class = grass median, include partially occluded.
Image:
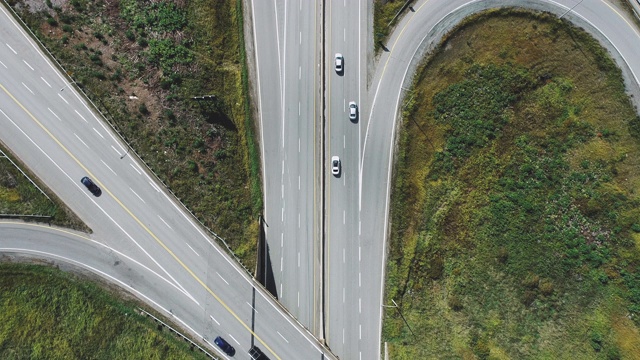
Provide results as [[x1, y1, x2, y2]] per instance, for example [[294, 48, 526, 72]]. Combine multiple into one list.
[[384, 9, 640, 358]]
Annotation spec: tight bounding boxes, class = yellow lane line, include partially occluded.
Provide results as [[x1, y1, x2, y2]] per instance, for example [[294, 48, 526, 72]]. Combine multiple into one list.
[[0, 82, 281, 360]]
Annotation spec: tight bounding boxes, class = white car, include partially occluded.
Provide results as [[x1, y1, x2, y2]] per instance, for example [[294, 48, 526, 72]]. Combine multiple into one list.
[[331, 156, 341, 176], [335, 53, 343, 73], [349, 101, 357, 121]]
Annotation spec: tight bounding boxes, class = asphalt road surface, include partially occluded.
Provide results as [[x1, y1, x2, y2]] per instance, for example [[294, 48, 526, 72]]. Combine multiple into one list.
[[324, 0, 368, 358], [0, 5, 335, 360], [2, 1, 640, 360], [250, 0, 324, 337], [334, 1, 640, 360]]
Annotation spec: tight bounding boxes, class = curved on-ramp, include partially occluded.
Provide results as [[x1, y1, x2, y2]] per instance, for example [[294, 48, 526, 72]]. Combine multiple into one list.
[[359, 1, 640, 360], [2, 1, 640, 360]]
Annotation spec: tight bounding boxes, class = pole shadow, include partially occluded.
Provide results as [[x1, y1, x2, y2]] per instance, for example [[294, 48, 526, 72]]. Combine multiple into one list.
[[257, 216, 278, 298]]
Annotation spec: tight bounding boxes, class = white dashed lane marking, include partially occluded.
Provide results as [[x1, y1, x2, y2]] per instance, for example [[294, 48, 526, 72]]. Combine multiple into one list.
[[41, 77, 51, 88], [74, 133, 89, 149], [22, 60, 33, 70], [21, 82, 33, 94]]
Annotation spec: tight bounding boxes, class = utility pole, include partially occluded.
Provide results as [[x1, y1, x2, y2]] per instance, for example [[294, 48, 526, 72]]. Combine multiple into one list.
[[559, 0, 584, 19], [382, 299, 416, 338]]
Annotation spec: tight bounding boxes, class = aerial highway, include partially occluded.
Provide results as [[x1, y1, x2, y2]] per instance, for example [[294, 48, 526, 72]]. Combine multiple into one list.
[[2, 0, 640, 360], [0, 4, 335, 360], [324, 0, 368, 358], [356, 1, 640, 360], [250, 0, 324, 336]]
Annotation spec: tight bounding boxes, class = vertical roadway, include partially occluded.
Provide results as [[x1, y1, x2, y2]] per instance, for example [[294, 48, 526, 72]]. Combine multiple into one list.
[[252, 0, 322, 336], [326, 0, 365, 359], [0, 3, 335, 359]]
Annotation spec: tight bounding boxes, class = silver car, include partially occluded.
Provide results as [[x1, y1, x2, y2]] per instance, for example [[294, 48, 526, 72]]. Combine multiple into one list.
[[349, 101, 357, 121], [331, 156, 341, 176], [335, 53, 343, 73]]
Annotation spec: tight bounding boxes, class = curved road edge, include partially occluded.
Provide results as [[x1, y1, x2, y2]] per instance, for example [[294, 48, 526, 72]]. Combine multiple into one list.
[[365, 1, 640, 359]]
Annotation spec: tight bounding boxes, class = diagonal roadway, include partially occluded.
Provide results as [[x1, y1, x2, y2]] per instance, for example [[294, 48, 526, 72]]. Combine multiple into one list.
[[2, 1, 640, 360], [0, 4, 335, 360]]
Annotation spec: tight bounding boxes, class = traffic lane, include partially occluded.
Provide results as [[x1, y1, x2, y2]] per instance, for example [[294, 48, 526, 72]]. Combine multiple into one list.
[[325, 166, 347, 357], [326, 129, 361, 359], [251, 0, 287, 299], [278, 0, 317, 328], [0, 78, 230, 294], [294, 10, 319, 322], [0, 224, 256, 360]]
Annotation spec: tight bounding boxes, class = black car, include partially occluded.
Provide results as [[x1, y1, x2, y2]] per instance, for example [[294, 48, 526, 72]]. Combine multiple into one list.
[[214, 336, 235, 356], [81, 176, 101, 197], [249, 345, 270, 360]]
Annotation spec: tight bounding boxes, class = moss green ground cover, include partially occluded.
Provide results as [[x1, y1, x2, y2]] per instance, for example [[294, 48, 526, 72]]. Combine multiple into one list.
[[0, 263, 208, 359], [384, 9, 640, 359], [6, 0, 261, 268], [0, 146, 85, 230], [374, 0, 407, 51]]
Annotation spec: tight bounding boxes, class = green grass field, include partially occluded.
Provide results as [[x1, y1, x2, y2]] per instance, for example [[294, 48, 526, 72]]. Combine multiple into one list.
[[384, 9, 640, 359], [0, 263, 209, 359], [0, 145, 86, 231], [373, 0, 408, 52], [5, 0, 261, 269]]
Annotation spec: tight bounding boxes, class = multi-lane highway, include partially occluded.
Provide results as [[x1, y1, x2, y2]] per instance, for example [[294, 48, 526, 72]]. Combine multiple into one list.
[[0, 4, 334, 360], [2, 1, 640, 360], [251, 0, 324, 336], [325, 0, 367, 358]]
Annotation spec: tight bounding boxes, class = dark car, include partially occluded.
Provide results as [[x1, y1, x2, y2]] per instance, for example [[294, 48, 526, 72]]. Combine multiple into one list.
[[80, 176, 101, 197], [214, 336, 235, 356], [249, 346, 270, 360]]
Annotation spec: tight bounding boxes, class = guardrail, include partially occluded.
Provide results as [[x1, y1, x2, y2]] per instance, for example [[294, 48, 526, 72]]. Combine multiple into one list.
[[0, 214, 52, 219], [137, 308, 217, 359], [0, 149, 51, 201]]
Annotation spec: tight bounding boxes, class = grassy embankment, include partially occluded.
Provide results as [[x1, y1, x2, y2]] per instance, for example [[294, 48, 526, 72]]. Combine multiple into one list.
[[0, 263, 209, 359], [6, 0, 261, 269], [384, 9, 640, 359], [374, 0, 409, 52], [0, 145, 86, 230]]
